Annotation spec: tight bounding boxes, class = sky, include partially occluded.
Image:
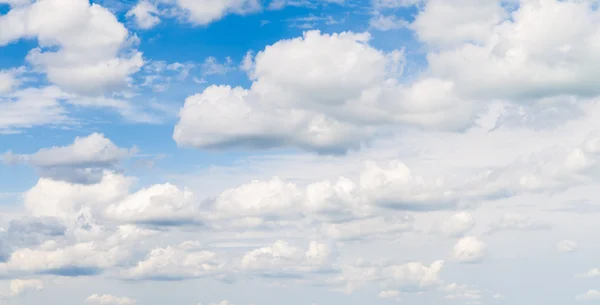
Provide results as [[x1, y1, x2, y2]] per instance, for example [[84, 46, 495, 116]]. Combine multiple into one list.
[[2, 0, 600, 304]]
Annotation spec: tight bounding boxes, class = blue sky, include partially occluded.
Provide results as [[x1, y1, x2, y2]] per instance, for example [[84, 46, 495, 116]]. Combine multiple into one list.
[[3, 0, 600, 305]]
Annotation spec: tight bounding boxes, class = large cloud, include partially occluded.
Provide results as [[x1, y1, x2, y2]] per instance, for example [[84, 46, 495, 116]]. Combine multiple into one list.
[[4, 133, 136, 184], [174, 30, 475, 154], [0, 0, 143, 95], [422, 0, 600, 101]]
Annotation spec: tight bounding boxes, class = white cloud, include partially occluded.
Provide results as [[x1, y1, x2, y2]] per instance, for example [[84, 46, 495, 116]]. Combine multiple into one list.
[[4, 133, 135, 184], [378, 290, 400, 298], [105, 183, 198, 226], [166, 0, 261, 25], [422, 0, 600, 102], [174, 30, 475, 154], [452, 236, 486, 263], [332, 259, 444, 294], [577, 268, 600, 279], [369, 14, 409, 31], [23, 171, 133, 221], [576, 290, 600, 301], [85, 294, 137, 305], [438, 212, 476, 237], [6, 279, 43, 297], [557, 240, 578, 253], [240, 240, 334, 277], [0, 86, 68, 132], [0, 0, 144, 95], [0, 241, 126, 276], [411, 0, 507, 48], [0, 70, 18, 94], [201, 56, 235, 76], [121, 241, 223, 280], [126, 1, 161, 29]]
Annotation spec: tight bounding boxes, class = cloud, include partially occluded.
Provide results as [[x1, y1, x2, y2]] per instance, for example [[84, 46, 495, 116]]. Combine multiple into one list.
[[126, 1, 161, 29], [4, 279, 44, 297], [437, 212, 475, 237], [331, 259, 444, 294], [421, 0, 600, 102], [378, 290, 400, 299], [0, 0, 143, 95], [411, 0, 507, 48], [4, 133, 136, 184], [240, 240, 335, 278], [0, 86, 69, 133], [576, 290, 600, 301], [85, 294, 137, 305], [174, 30, 475, 154], [121, 241, 223, 281], [452, 236, 486, 263], [0, 70, 18, 94], [557, 240, 578, 253], [23, 171, 133, 221], [577, 268, 600, 279], [167, 0, 262, 25], [105, 183, 199, 226]]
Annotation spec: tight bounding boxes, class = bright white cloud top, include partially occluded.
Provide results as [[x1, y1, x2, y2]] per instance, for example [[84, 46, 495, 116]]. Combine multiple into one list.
[[0, 0, 599, 305]]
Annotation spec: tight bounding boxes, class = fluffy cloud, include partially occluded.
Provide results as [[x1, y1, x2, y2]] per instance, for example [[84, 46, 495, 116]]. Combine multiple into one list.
[[0, 0, 143, 95], [85, 294, 137, 305], [23, 171, 133, 221], [174, 30, 475, 154], [452, 236, 486, 263], [576, 290, 600, 301], [0, 70, 18, 94], [411, 0, 507, 48], [4, 133, 135, 184], [6, 279, 43, 297], [126, 1, 161, 29], [240, 240, 335, 277], [167, 0, 261, 25], [332, 259, 444, 293], [438, 212, 475, 237], [577, 268, 600, 279], [423, 0, 600, 102], [121, 241, 223, 280], [105, 183, 198, 226]]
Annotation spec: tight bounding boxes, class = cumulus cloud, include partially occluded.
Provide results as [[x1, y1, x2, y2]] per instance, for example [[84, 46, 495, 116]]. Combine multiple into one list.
[[121, 241, 223, 280], [166, 0, 261, 25], [85, 294, 137, 305], [126, 1, 161, 29], [421, 0, 600, 102], [437, 212, 475, 237], [105, 183, 199, 226], [174, 30, 475, 154], [5, 279, 44, 297], [4, 133, 136, 184], [0, 70, 18, 94], [240, 240, 335, 278], [576, 290, 600, 301], [331, 259, 444, 294], [24, 171, 133, 221], [452, 236, 486, 263], [577, 268, 600, 279], [0, 0, 144, 95]]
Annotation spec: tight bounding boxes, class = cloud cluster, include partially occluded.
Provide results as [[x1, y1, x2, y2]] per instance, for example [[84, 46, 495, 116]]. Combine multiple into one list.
[[0, 0, 143, 95]]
